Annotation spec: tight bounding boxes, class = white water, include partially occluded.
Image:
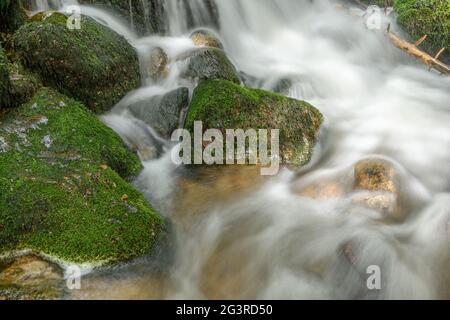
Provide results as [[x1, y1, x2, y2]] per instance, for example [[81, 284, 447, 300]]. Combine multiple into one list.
[[32, 0, 450, 299]]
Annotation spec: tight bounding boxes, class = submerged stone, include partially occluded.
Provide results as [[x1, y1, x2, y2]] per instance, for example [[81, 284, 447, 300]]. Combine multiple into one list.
[[0, 255, 64, 300], [183, 48, 241, 84]]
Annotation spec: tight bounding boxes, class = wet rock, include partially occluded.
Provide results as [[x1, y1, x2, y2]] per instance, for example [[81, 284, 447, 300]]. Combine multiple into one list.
[[270, 77, 293, 95], [128, 87, 189, 139], [190, 29, 223, 49], [354, 158, 398, 193], [352, 191, 399, 219], [148, 47, 169, 81], [296, 180, 346, 200], [353, 158, 403, 221], [186, 79, 323, 167], [13, 14, 140, 113], [0, 255, 64, 300], [183, 48, 241, 84]]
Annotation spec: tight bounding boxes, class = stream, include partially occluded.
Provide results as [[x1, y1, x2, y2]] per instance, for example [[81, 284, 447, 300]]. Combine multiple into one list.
[[31, 0, 450, 299]]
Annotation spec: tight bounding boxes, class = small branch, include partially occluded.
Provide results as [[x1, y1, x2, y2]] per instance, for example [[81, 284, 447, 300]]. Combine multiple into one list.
[[387, 28, 450, 75], [414, 35, 428, 47], [435, 48, 445, 60]]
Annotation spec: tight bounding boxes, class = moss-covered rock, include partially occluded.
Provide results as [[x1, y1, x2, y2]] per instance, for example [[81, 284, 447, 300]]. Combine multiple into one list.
[[185, 80, 323, 167], [79, 0, 167, 35], [183, 48, 241, 84], [0, 88, 164, 264], [0, 0, 26, 34], [13, 13, 141, 113], [361, 0, 449, 62], [395, 0, 449, 62], [6, 61, 41, 108], [0, 44, 10, 108]]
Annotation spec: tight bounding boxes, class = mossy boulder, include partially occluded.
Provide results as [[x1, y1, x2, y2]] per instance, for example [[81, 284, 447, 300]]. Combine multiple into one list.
[[6, 61, 41, 108], [79, 0, 167, 35], [0, 44, 10, 108], [183, 48, 241, 84], [395, 0, 449, 62], [185, 80, 323, 167], [12, 13, 141, 113], [0, 88, 164, 264]]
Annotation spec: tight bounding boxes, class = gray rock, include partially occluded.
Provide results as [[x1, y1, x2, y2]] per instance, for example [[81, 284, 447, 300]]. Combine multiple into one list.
[[129, 87, 190, 139], [183, 48, 241, 84]]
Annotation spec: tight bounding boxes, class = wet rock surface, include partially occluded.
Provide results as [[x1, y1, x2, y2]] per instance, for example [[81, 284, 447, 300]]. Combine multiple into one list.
[[0, 255, 64, 300], [190, 29, 224, 49], [128, 87, 189, 139], [183, 48, 241, 84]]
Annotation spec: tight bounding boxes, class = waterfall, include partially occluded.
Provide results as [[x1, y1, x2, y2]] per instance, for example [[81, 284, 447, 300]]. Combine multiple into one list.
[[30, 0, 79, 12], [165, 0, 219, 35]]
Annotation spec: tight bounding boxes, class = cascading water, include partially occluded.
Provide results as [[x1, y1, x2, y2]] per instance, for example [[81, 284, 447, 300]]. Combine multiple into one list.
[[30, 0, 450, 299]]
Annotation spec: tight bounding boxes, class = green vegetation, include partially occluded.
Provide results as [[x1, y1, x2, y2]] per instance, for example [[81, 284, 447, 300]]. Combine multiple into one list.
[[361, 0, 449, 61], [0, 88, 163, 264], [13, 13, 141, 113], [0, 44, 10, 107], [186, 79, 323, 167], [395, 0, 449, 59]]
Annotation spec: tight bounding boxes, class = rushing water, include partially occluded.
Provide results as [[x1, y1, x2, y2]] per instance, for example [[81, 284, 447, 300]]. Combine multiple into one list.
[[30, 0, 450, 299]]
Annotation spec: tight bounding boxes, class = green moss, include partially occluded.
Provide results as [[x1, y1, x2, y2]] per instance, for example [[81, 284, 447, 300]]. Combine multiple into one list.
[[0, 88, 163, 264], [13, 14, 141, 113], [395, 0, 449, 60], [186, 80, 323, 167]]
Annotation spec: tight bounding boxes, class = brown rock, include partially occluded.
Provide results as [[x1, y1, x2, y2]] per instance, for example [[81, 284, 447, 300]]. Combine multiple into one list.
[[0, 255, 64, 300], [190, 30, 223, 49], [148, 47, 169, 81], [354, 159, 398, 193]]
